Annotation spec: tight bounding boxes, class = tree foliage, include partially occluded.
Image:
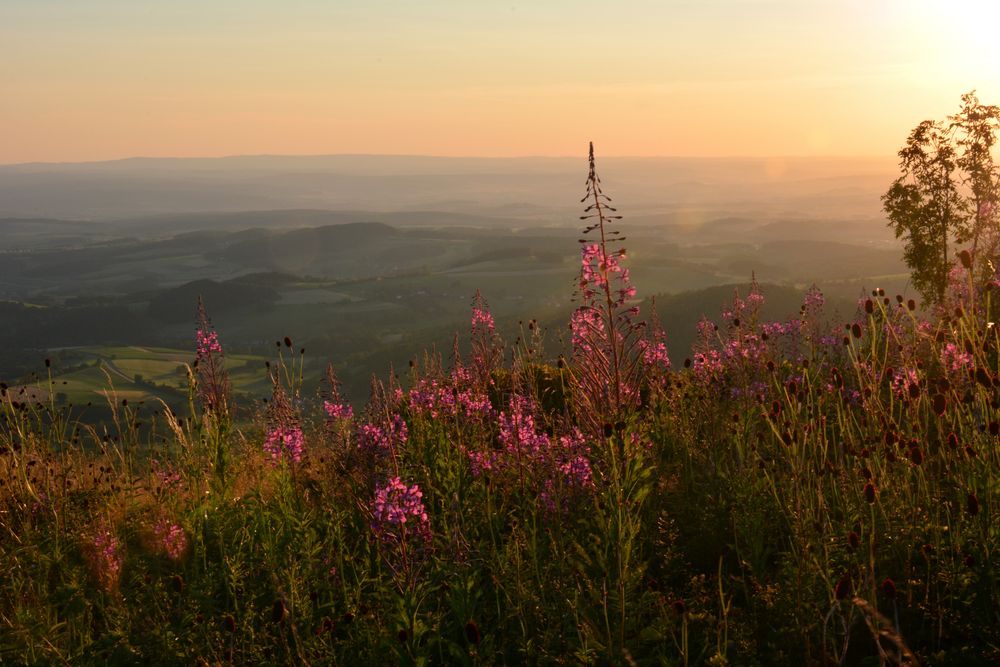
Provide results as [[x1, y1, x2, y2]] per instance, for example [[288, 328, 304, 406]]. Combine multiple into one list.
[[884, 91, 1000, 305]]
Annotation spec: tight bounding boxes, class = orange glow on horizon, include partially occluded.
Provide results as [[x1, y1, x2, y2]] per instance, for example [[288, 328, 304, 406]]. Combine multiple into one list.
[[2, 0, 998, 164]]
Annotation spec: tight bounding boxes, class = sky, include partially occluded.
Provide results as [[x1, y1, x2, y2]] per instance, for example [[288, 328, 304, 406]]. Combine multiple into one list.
[[2, 0, 999, 164]]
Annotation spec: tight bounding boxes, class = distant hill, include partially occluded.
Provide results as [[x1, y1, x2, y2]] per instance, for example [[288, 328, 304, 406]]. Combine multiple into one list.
[[147, 279, 280, 324]]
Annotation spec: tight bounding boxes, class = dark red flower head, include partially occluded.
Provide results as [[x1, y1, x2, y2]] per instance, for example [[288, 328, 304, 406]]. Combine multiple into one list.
[[863, 482, 877, 504]]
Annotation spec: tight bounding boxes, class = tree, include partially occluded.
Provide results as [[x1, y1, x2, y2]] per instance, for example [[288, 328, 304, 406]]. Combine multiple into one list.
[[883, 91, 1000, 305], [951, 91, 1000, 276]]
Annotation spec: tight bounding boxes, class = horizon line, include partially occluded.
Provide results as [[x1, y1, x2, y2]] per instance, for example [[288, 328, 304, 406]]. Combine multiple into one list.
[[0, 151, 895, 169]]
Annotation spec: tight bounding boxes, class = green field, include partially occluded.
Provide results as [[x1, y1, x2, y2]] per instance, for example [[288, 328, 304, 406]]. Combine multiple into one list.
[[43, 346, 270, 406]]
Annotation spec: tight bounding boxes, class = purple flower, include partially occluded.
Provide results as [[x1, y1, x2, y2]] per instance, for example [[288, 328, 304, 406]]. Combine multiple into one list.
[[153, 519, 188, 561], [196, 329, 223, 358], [371, 477, 431, 543], [471, 307, 495, 333], [498, 396, 550, 458], [264, 425, 305, 464], [466, 450, 496, 477], [194, 299, 231, 415], [891, 367, 919, 400], [357, 414, 408, 456], [88, 525, 123, 591], [803, 286, 825, 311], [941, 342, 973, 375], [323, 400, 354, 421], [642, 340, 671, 372], [150, 459, 182, 492]]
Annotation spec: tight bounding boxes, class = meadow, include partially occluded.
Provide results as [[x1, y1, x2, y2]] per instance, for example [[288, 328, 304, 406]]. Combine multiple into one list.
[[1, 153, 997, 666]]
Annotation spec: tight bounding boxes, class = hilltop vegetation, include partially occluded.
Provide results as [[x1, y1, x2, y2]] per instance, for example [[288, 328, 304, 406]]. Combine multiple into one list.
[[1, 148, 998, 665]]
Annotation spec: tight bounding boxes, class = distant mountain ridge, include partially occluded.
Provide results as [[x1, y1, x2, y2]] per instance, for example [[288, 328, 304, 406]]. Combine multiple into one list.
[[0, 154, 896, 222]]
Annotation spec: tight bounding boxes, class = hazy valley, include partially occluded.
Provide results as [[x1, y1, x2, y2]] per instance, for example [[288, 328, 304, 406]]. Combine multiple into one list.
[[0, 155, 907, 406]]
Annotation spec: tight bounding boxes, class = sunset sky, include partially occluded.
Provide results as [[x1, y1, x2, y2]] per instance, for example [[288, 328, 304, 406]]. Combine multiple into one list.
[[2, 0, 998, 164]]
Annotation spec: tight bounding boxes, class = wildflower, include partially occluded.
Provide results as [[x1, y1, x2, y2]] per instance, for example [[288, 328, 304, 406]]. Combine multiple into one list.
[[470, 290, 502, 382], [940, 342, 973, 375], [498, 395, 549, 458], [263, 425, 305, 464], [471, 307, 495, 333], [371, 477, 431, 544], [572, 145, 645, 431], [803, 285, 825, 311], [194, 298, 231, 415], [323, 400, 353, 421], [196, 329, 223, 357], [466, 450, 495, 477], [150, 458, 182, 493], [323, 363, 353, 426], [891, 367, 920, 400], [746, 287, 765, 308], [153, 518, 188, 561], [863, 482, 877, 504], [87, 525, 123, 592], [559, 455, 593, 488], [357, 414, 407, 456]]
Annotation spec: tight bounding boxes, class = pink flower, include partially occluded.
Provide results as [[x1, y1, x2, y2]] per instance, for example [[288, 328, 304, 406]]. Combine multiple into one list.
[[471, 307, 495, 332], [87, 525, 123, 591], [941, 342, 973, 374], [153, 519, 188, 561], [323, 400, 354, 421], [371, 477, 431, 543], [196, 329, 223, 358], [357, 414, 408, 456], [264, 425, 305, 464]]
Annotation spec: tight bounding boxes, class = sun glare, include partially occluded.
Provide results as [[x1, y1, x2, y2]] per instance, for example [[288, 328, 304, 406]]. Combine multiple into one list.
[[913, 0, 1000, 87]]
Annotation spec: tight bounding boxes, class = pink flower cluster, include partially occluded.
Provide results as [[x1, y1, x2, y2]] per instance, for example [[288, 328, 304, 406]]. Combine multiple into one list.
[[323, 400, 354, 421], [579, 244, 633, 303], [471, 307, 495, 333], [264, 425, 305, 464], [466, 398, 595, 512], [803, 286, 825, 311], [692, 349, 724, 377], [641, 340, 672, 373], [761, 320, 802, 338], [407, 375, 494, 421], [570, 307, 605, 354], [467, 449, 495, 477], [90, 526, 123, 591], [371, 477, 430, 542], [358, 414, 408, 456], [940, 342, 974, 375], [153, 518, 188, 561], [498, 395, 551, 458], [196, 328, 223, 359], [555, 431, 594, 488], [891, 367, 920, 400], [150, 458, 182, 492]]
